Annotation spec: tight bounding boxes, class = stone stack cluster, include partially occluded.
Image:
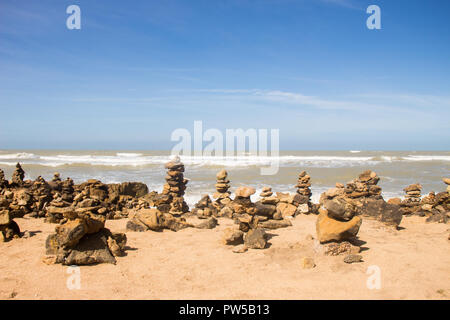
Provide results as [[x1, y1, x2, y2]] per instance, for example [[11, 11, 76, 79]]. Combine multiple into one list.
[[0, 197, 21, 242], [295, 171, 313, 213], [158, 156, 189, 214], [213, 170, 232, 208], [45, 210, 127, 265], [320, 170, 403, 229], [221, 186, 269, 252], [29, 176, 53, 217], [410, 178, 449, 223], [400, 184, 422, 215], [191, 195, 218, 219], [345, 170, 382, 200], [45, 178, 150, 223]]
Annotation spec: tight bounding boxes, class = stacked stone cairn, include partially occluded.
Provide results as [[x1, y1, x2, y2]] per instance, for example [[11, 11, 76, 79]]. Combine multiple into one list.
[[254, 187, 293, 230], [156, 156, 189, 214], [29, 176, 53, 217], [315, 198, 362, 257], [191, 195, 218, 219], [400, 184, 422, 215], [213, 169, 232, 209], [11, 163, 26, 187], [44, 209, 127, 265], [221, 186, 269, 252], [320, 170, 403, 229], [294, 171, 315, 214]]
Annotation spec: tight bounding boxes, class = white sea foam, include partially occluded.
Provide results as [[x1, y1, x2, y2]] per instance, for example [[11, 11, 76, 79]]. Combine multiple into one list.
[[403, 155, 450, 162], [0, 152, 449, 168]]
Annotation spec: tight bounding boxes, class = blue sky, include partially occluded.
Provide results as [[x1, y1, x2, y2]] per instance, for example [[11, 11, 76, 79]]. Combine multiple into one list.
[[0, 0, 449, 150]]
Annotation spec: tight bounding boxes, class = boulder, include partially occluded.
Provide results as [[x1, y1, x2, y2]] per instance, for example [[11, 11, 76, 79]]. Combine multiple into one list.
[[316, 210, 362, 243], [194, 217, 218, 229], [276, 202, 297, 218], [64, 230, 116, 265], [357, 199, 403, 228], [255, 202, 276, 217], [244, 228, 267, 249], [119, 182, 149, 198], [323, 198, 355, 221], [222, 228, 244, 245]]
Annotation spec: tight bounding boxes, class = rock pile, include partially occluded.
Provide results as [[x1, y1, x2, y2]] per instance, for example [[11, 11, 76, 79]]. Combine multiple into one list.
[[409, 179, 449, 223], [45, 210, 127, 265], [29, 176, 53, 217], [221, 186, 270, 251], [11, 163, 25, 187], [345, 170, 382, 200], [213, 170, 232, 209], [254, 187, 278, 220], [45, 178, 150, 223], [191, 195, 218, 219], [400, 184, 422, 215], [156, 156, 189, 214], [295, 171, 313, 214], [319, 170, 403, 228]]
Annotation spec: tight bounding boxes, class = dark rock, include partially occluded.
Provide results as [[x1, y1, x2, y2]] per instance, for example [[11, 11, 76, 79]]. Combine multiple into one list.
[[63, 230, 116, 265]]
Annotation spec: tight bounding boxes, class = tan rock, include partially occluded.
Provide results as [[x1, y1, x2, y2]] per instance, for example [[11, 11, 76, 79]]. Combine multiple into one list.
[[235, 186, 256, 198], [316, 211, 362, 243], [443, 178, 450, 185], [276, 202, 297, 218], [216, 169, 228, 180], [135, 208, 162, 231], [0, 210, 11, 225], [222, 228, 244, 245]]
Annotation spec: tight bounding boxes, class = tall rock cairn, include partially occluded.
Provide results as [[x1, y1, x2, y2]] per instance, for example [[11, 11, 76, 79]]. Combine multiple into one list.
[[161, 156, 189, 214], [11, 163, 25, 187], [213, 169, 232, 208], [294, 171, 312, 212]]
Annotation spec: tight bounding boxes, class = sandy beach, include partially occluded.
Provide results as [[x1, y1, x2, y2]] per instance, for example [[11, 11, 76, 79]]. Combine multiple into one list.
[[1, 214, 448, 300]]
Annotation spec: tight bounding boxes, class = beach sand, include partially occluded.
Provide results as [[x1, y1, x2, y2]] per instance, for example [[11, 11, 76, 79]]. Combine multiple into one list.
[[0, 215, 449, 300]]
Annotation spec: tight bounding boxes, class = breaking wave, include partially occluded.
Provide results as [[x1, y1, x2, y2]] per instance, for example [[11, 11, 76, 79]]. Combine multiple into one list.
[[0, 152, 449, 168]]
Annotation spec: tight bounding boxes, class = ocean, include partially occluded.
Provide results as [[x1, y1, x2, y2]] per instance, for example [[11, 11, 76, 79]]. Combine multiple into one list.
[[0, 150, 448, 207]]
